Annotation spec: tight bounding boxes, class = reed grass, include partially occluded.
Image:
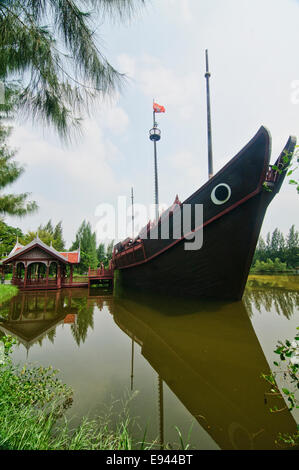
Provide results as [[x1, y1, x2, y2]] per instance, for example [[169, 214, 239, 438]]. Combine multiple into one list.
[[0, 353, 137, 450], [0, 335, 193, 451]]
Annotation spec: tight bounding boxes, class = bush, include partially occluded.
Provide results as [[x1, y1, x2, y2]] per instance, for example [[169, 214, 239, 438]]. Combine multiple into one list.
[[262, 328, 299, 448], [251, 258, 288, 274]]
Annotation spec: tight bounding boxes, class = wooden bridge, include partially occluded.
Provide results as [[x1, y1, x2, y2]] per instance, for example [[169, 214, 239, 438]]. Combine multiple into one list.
[[88, 267, 114, 289], [11, 268, 114, 291]]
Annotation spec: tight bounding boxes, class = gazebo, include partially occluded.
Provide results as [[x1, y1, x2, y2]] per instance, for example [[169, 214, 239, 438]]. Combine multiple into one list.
[[0, 236, 80, 290]]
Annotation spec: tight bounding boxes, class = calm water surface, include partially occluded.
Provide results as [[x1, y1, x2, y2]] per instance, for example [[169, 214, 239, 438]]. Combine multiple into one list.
[[0, 275, 298, 450]]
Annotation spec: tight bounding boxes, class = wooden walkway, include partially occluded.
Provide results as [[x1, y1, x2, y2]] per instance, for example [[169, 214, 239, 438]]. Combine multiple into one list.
[[88, 268, 114, 288], [12, 268, 114, 291]]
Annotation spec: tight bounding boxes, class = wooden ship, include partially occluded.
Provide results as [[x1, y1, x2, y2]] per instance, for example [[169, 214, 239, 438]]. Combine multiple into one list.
[[112, 52, 297, 300]]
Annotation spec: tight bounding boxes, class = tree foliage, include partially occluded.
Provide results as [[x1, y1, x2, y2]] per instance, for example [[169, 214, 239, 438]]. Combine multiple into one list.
[[0, 0, 145, 138], [23, 219, 65, 251], [97, 242, 106, 264], [0, 219, 23, 258], [252, 258, 288, 274], [0, 123, 37, 217], [96, 240, 114, 267], [252, 225, 299, 270], [71, 220, 97, 273]]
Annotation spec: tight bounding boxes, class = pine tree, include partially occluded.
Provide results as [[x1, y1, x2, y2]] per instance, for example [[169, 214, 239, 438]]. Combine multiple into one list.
[[286, 225, 299, 268], [0, 0, 145, 138], [44, 220, 54, 235], [0, 124, 37, 217], [270, 228, 280, 260], [106, 240, 115, 264], [253, 236, 267, 263], [22, 220, 65, 250], [71, 220, 97, 273], [278, 230, 285, 253], [265, 232, 271, 260], [251, 226, 297, 270], [53, 221, 65, 251], [97, 243, 106, 265]]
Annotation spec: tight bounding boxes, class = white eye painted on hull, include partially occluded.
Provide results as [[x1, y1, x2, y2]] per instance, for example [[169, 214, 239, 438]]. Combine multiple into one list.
[[211, 183, 231, 205]]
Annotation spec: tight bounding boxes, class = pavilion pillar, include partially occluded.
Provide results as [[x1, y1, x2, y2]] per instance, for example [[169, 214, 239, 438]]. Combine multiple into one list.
[[46, 262, 50, 288], [70, 265, 73, 285], [24, 263, 28, 289], [62, 265, 66, 286], [57, 263, 61, 289], [12, 263, 16, 284]]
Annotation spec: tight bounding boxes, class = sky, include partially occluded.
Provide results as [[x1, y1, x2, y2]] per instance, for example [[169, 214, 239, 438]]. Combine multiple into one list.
[[4, 0, 299, 248]]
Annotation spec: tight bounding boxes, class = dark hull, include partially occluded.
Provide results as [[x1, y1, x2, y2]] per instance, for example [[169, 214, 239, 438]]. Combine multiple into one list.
[[113, 127, 296, 300]]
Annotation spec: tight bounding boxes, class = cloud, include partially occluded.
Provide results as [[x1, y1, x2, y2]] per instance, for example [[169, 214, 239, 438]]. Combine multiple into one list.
[[6, 101, 131, 246], [117, 53, 200, 121], [117, 54, 136, 79], [97, 96, 130, 135], [162, 0, 193, 24]]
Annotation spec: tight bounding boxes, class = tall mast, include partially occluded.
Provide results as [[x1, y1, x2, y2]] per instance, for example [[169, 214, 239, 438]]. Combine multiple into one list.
[[205, 49, 214, 180], [149, 102, 162, 221], [131, 187, 135, 239]]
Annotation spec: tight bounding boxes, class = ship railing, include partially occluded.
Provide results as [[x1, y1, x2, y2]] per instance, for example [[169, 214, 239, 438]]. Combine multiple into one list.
[[113, 239, 146, 266], [265, 165, 279, 183]]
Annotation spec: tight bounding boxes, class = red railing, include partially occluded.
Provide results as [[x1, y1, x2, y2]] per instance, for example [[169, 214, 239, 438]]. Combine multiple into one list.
[[12, 271, 113, 290], [88, 268, 113, 278]]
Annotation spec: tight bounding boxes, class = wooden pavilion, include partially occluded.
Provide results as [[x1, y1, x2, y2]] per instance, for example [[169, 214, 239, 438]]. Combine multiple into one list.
[[0, 236, 82, 290]]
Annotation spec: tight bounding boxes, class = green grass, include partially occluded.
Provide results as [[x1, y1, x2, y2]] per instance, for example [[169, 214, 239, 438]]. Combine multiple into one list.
[[0, 341, 193, 450], [0, 407, 136, 450], [0, 346, 137, 450], [0, 285, 18, 304]]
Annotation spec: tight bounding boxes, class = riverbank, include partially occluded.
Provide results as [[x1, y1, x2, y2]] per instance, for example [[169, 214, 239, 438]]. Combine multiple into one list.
[[247, 274, 299, 290], [0, 285, 18, 305], [0, 341, 138, 450]]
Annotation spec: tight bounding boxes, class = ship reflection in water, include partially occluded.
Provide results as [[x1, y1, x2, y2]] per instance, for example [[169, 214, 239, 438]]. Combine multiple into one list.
[[0, 278, 298, 450]]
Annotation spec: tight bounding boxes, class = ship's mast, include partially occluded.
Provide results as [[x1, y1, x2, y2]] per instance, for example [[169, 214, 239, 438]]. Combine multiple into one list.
[[131, 187, 135, 239], [205, 49, 214, 180], [149, 103, 162, 221]]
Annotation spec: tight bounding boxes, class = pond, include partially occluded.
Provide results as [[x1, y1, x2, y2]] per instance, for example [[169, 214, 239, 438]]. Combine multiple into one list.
[[0, 275, 298, 450]]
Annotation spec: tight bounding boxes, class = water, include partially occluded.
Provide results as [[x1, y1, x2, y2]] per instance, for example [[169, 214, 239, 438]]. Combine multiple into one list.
[[0, 276, 298, 450]]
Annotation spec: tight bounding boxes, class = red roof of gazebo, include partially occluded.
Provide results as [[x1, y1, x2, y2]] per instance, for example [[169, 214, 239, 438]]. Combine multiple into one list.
[[1, 237, 80, 265]]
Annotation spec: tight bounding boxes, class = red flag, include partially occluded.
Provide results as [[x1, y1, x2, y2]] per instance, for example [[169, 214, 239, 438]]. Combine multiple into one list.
[[153, 102, 165, 113]]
